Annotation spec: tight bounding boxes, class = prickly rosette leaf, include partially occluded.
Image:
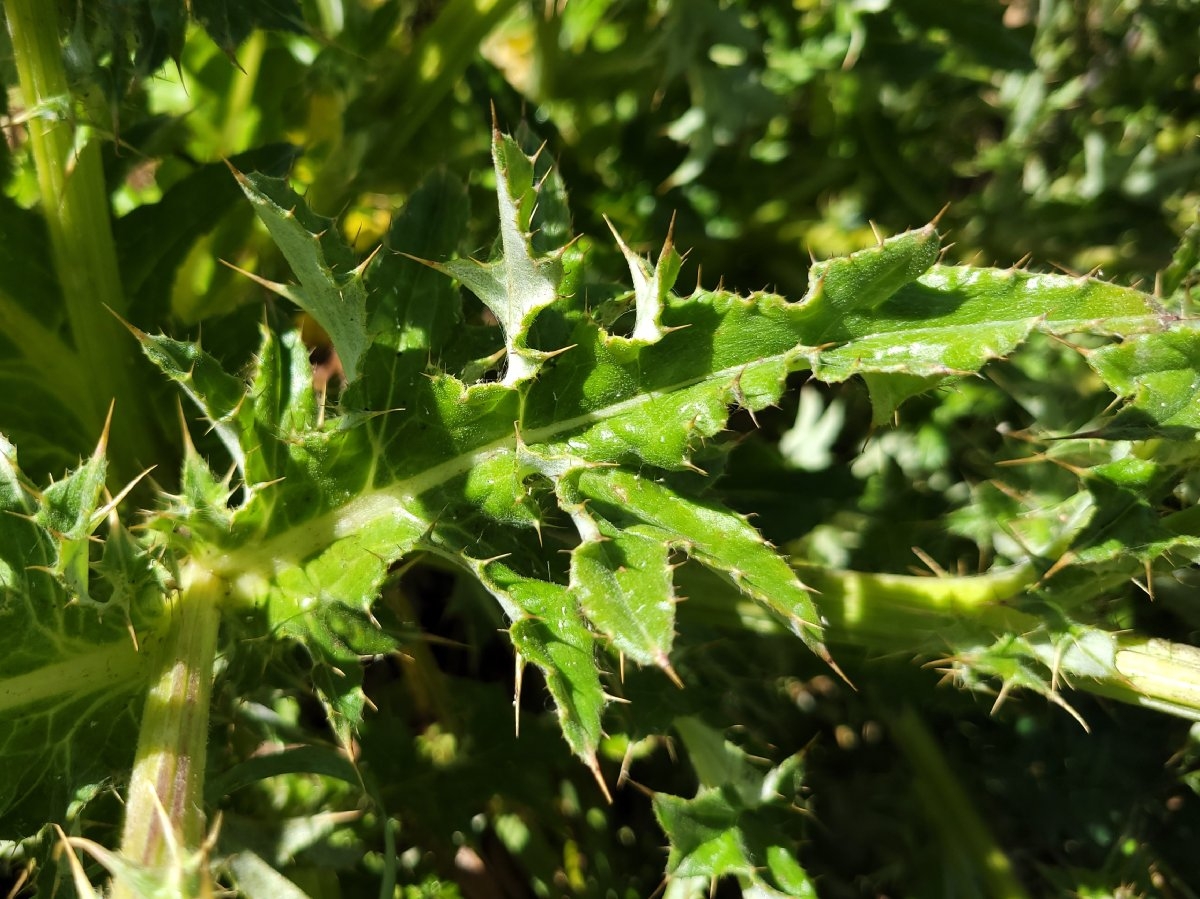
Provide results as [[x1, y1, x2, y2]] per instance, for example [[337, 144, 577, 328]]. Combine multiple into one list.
[[133, 324, 317, 507], [0, 433, 166, 841], [430, 130, 566, 385], [1085, 327, 1200, 437], [604, 215, 683, 346], [233, 168, 371, 383], [33, 423, 110, 604], [135, 140, 1184, 777], [653, 717, 817, 897], [803, 256, 1174, 423], [475, 561, 606, 770]]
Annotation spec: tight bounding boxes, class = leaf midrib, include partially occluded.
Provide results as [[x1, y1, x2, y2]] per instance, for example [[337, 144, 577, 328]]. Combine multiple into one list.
[[0, 638, 150, 713], [199, 278, 1172, 594], [206, 347, 809, 586]]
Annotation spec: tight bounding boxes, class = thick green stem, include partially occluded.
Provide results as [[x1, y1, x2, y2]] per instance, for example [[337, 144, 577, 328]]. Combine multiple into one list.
[[799, 566, 1200, 719], [682, 562, 1200, 720], [115, 565, 223, 894], [4, 0, 156, 475], [800, 562, 1040, 647], [1104, 638, 1200, 718], [805, 566, 1200, 720]]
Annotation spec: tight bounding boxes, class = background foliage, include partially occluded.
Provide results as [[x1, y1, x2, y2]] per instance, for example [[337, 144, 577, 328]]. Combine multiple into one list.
[[1, 0, 1199, 897]]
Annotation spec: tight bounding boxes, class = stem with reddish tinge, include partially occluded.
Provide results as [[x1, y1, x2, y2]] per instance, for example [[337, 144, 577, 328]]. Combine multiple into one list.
[[115, 565, 223, 891]]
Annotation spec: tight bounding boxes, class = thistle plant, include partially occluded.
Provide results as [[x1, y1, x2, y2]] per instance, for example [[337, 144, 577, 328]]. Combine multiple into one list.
[[2, 1, 1199, 896]]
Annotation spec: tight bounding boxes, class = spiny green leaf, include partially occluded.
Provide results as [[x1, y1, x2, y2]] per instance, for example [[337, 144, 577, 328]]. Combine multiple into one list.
[[0, 435, 159, 840], [167, 439, 237, 538], [513, 121, 572, 255], [234, 169, 371, 382], [1162, 221, 1200, 303], [432, 130, 565, 385], [808, 259, 1166, 384], [801, 226, 942, 332], [98, 515, 170, 625], [480, 564, 605, 763], [653, 719, 815, 896], [1086, 327, 1200, 438], [861, 372, 946, 425], [655, 791, 750, 878], [242, 326, 320, 486], [571, 528, 677, 672], [136, 324, 317, 503], [574, 468, 827, 661], [1069, 457, 1200, 566], [605, 216, 683, 346], [143, 146, 1187, 776], [134, 329, 249, 474], [366, 169, 469, 355], [35, 422, 110, 603], [673, 716, 767, 806]]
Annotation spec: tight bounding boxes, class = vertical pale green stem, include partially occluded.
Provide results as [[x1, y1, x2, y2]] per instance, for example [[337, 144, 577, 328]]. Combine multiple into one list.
[[115, 565, 223, 892], [4, 0, 156, 474]]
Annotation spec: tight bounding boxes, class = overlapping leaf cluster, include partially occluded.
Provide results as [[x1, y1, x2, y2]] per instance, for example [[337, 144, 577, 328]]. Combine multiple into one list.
[[3, 1, 1199, 894], [1, 122, 1196, 893], [138, 130, 844, 776], [137, 128, 1190, 771], [58, 0, 302, 105]]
